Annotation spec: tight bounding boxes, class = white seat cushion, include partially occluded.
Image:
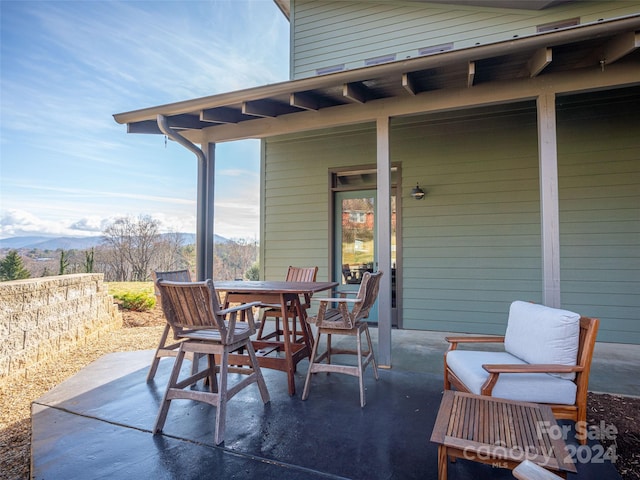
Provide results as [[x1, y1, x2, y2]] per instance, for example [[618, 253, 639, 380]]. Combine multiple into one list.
[[504, 301, 580, 380], [446, 350, 577, 405]]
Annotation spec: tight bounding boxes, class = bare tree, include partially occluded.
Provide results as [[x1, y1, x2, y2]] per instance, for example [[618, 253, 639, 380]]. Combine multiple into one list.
[[102, 219, 132, 281], [102, 215, 161, 281], [153, 231, 190, 272], [213, 239, 258, 281]]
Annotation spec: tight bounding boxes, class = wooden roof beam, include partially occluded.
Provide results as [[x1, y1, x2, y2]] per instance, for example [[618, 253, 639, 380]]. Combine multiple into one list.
[[127, 114, 206, 134], [343, 82, 369, 103], [402, 73, 418, 95], [290, 92, 320, 111], [201, 107, 246, 124], [528, 47, 552, 78], [467, 61, 476, 87], [127, 120, 161, 134], [242, 99, 294, 118], [602, 31, 640, 65]]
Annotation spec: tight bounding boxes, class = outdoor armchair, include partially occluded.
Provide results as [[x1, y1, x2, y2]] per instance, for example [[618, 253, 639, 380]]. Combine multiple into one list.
[[444, 301, 599, 444], [302, 270, 382, 407], [153, 279, 270, 445]]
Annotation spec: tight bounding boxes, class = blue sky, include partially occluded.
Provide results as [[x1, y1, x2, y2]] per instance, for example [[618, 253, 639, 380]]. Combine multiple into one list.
[[0, 0, 289, 241]]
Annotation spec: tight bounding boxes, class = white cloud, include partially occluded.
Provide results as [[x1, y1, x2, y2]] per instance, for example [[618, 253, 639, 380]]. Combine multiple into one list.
[[68, 217, 111, 233], [0, 209, 90, 238]]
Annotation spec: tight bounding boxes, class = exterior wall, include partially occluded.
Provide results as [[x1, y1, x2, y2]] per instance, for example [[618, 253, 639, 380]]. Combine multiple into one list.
[[262, 92, 640, 342], [262, 123, 376, 282], [0, 274, 122, 378], [263, 110, 543, 335], [394, 106, 542, 334], [557, 90, 640, 344], [290, 0, 640, 79]]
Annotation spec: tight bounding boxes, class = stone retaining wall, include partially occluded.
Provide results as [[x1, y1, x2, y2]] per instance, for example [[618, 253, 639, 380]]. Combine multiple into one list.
[[0, 274, 122, 378]]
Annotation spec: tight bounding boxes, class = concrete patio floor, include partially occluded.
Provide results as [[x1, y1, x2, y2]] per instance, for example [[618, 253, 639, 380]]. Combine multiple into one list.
[[31, 328, 637, 479]]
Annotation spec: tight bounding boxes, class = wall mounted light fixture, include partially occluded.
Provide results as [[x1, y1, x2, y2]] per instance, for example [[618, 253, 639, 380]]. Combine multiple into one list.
[[411, 183, 425, 200]]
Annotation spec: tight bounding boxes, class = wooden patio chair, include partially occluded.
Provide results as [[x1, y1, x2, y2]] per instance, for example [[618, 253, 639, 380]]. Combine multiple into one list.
[[147, 269, 192, 382], [153, 279, 270, 445], [256, 265, 318, 341], [342, 264, 360, 284], [444, 301, 599, 444], [302, 270, 383, 407]]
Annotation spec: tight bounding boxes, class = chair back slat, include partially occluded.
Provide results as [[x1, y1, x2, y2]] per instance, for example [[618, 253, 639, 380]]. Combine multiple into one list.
[[152, 269, 192, 297], [285, 266, 318, 283], [351, 271, 383, 322], [286, 266, 318, 308], [157, 279, 228, 340]]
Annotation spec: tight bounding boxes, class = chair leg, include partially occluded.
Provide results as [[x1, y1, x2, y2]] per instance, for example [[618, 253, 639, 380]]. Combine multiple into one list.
[[207, 354, 218, 393], [443, 356, 451, 391], [256, 309, 267, 340], [302, 329, 322, 401], [363, 324, 379, 380], [153, 347, 186, 433], [147, 323, 172, 382], [214, 350, 229, 445], [256, 313, 282, 341], [245, 341, 270, 403], [357, 330, 366, 407]]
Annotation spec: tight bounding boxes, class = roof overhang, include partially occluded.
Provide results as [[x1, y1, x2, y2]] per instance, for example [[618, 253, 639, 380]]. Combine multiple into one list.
[[273, 0, 290, 19], [275, 0, 574, 16], [113, 16, 640, 143]]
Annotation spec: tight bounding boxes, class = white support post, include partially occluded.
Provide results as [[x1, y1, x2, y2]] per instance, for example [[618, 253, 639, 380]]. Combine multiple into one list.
[[537, 93, 561, 307], [377, 116, 392, 367]]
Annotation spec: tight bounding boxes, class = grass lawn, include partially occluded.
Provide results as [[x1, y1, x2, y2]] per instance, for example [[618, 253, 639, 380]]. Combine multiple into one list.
[[106, 281, 154, 297]]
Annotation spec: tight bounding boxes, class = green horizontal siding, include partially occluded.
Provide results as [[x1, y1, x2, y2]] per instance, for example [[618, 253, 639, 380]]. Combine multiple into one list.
[[262, 91, 640, 343], [291, 0, 640, 78], [557, 92, 640, 344], [395, 106, 541, 334], [263, 124, 376, 281]]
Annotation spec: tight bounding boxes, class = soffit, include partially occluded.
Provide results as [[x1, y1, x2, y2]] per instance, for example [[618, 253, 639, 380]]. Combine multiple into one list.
[[113, 17, 640, 141]]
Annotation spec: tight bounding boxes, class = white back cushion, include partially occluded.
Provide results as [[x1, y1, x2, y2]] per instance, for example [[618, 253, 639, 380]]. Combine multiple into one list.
[[504, 301, 580, 380]]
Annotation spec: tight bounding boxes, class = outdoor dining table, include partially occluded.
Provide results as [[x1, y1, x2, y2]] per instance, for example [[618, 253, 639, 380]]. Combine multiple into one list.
[[215, 280, 338, 396]]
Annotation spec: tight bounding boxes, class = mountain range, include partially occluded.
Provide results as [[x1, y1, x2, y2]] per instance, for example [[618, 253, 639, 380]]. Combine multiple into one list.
[[0, 233, 227, 251]]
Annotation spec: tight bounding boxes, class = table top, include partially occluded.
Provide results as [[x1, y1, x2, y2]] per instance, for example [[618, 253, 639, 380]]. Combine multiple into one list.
[[431, 390, 576, 474], [215, 280, 338, 295]]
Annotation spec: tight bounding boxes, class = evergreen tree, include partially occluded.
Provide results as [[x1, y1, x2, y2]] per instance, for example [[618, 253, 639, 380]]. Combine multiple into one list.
[[0, 250, 31, 281], [84, 248, 95, 273], [59, 250, 69, 275]]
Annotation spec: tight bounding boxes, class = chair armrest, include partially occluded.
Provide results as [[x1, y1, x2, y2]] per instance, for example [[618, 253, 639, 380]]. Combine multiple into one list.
[[259, 303, 282, 309], [219, 301, 261, 316], [316, 297, 362, 304], [482, 364, 583, 374], [480, 363, 583, 395], [333, 289, 356, 296], [312, 289, 356, 300], [220, 301, 261, 338], [446, 335, 505, 351]]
